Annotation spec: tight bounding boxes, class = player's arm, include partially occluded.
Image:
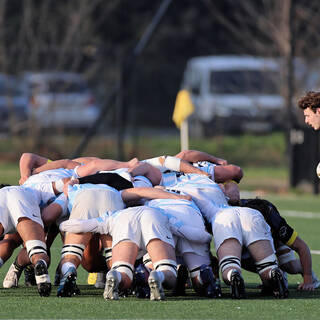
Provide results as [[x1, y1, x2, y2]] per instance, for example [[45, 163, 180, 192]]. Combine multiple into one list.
[[19, 152, 50, 185], [175, 149, 228, 165], [179, 159, 210, 176], [72, 156, 100, 164], [128, 162, 162, 186], [143, 156, 209, 177], [121, 187, 191, 204], [76, 157, 139, 177], [289, 236, 314, 290], [272, 213, 314, 290], [32, 159, 80, 174]]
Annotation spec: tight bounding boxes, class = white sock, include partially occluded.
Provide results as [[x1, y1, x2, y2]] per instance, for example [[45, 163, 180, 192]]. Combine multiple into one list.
[[227, 269, 236, 282], [61, 262, 76, 275], [0, 257, 3, 267], [110, 269, 122, 283]]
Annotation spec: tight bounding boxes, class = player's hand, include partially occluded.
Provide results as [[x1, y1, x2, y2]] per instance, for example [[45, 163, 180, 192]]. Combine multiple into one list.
[[216, 158, 228, 166], [63, 178, 78, 196], [297, 282, 315, 291], [19, 175, 30, 185]]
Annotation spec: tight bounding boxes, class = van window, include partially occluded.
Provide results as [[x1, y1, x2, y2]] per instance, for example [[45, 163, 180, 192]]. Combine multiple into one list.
[[209, 70, 280, 95]]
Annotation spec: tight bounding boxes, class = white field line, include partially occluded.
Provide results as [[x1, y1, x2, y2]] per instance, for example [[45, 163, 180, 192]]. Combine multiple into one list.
[[281, 210, 320, 219]]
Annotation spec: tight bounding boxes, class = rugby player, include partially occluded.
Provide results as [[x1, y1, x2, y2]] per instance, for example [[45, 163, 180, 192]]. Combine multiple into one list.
[[240, 198, 319, 291]]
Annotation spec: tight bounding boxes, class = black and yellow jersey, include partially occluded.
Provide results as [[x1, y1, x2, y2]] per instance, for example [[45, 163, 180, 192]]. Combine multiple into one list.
[[239, 198, 298, 246]]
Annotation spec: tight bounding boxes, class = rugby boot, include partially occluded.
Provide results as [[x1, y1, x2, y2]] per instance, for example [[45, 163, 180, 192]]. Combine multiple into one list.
[[270, 267, 289, 299], [133, 264, 150, 298], [3, 262, 23, 288], [230, 269, 246, 299], [199, 264, 222, 298], [24, 264, 36, 287], [148, 270, 165, 301], [57, 266, 78, 297], [35, 259, 51, 297], [172, 264, 188, 296], [103, 270, 120, 300]]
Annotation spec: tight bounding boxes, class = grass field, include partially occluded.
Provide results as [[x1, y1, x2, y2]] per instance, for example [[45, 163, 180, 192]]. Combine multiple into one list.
[[0, 193, 319, 320]]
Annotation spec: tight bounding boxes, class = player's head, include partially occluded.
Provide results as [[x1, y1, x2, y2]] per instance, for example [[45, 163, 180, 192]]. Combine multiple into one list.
[[298, 91, 320, 130], [223, 181, 240, 205]]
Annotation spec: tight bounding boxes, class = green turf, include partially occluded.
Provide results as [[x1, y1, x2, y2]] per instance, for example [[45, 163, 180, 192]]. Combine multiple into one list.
[[0, 196, 320, 320]]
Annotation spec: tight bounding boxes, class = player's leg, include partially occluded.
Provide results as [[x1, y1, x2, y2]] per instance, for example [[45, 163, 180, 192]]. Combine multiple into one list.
[[217, 238, 245, 299], [104, 240, 138, 300], [240, 207, 288, 298], [57, 232, 91, 297], [183, 251, 222, 298], [212, 208, 245, 299], [93, 234, 112, 288], [138, 207, 178, 301], [1, 233, 23, 288], [146, 239, 177, 301], [16, 218, 51, 297]]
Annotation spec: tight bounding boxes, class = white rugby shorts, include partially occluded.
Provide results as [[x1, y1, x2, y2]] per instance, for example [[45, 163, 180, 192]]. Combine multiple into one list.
[[109, 206, 174, 253], [0, 186, 43, 235], [212, 206, 274, 252]]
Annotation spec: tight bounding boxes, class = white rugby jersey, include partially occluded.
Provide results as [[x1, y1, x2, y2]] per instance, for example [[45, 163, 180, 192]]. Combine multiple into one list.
[[192, 161, 216, 180], [67, 183, 120, 213], [22, 168, 75, 207], [162, 173, 230, 221], [146, 197, 212, 244]]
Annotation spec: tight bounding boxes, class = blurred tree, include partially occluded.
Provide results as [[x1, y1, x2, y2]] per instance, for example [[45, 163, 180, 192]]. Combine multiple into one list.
[[0, 0, 320, 157]]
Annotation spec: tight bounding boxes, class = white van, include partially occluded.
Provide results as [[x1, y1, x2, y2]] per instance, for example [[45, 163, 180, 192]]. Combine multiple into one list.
[[182, 55, 285, 135]]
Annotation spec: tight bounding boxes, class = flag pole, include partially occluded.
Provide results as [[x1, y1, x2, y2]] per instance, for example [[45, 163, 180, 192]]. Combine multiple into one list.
[[172, 89, 194, 151], [180, 120, 189, 151]]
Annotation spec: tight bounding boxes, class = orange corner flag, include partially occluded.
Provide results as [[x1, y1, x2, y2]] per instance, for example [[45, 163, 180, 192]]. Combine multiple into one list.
[[172, 89, 195, 129]]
